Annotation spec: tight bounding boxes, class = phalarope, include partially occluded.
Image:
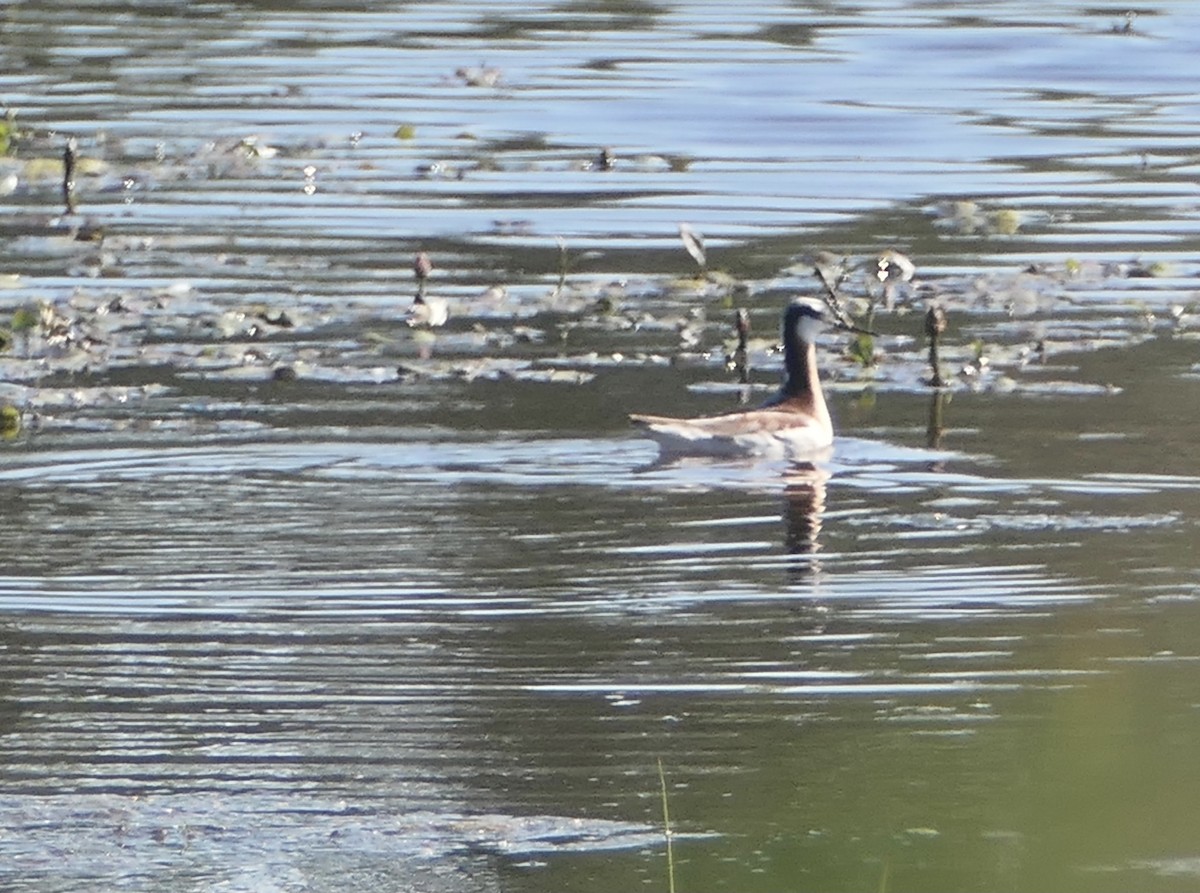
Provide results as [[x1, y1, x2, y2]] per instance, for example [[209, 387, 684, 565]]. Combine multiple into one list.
[[631, 297, 842, 458]]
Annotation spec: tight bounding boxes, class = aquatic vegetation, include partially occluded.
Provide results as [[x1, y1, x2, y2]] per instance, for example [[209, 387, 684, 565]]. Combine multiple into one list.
[[0, 108, 17, 155], [932, 199, 985, 233], [10, 305, 37, 336], [0, 224, 1141, 440], [991, 208, 1021, 235], [0, 117, 1161, 444], [0, 404, 20, 439], [1122, 258, 1171, 278], [931, 200, 1023, 236], [845, 331, 876, 369]]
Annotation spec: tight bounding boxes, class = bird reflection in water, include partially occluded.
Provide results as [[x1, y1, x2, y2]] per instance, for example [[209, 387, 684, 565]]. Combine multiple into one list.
[[925, 388, 953, 474], [781, 461, 829, 577], [927, 390, 946, 449], [924, 303, 951, 471]]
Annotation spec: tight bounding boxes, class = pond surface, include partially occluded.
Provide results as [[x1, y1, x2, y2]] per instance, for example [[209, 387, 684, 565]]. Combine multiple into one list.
[[3, 2, 1200, 891]]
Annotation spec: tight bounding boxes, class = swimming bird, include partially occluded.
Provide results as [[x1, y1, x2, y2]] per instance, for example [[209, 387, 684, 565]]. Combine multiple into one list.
[[406, 252, 449, 327], [630, 297, 844, 458]]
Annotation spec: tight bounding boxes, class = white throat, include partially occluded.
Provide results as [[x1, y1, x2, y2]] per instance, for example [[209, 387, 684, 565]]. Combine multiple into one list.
[[795, 314, 821, 346]]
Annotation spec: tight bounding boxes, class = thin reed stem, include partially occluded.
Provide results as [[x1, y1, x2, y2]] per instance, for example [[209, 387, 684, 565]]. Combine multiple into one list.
[[657, 757, 676, 893]]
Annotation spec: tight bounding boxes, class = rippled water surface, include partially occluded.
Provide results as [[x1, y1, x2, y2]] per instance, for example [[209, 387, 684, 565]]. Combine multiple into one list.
[[4, 2, 1200, 892]]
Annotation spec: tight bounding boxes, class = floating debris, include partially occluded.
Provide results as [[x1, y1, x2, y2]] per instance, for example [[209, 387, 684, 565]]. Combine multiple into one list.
[[1111, 10, 1139, 34], [414, 159, 464, 179], [240, 135, 279, 159], [454, 65, 503, 88]]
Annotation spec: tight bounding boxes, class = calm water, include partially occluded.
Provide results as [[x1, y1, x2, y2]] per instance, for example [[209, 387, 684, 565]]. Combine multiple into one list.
[[3, 2, 1200, 891]]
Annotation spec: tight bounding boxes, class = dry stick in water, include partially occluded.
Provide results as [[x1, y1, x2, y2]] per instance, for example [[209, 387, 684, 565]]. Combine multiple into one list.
[[728, 307, 750, 384], [924, 304, 947, 387], [812, 265, 879, 338], [62, 137, 77, 214], [812, 264, 860, 331], [678, 223, 706, 276]]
